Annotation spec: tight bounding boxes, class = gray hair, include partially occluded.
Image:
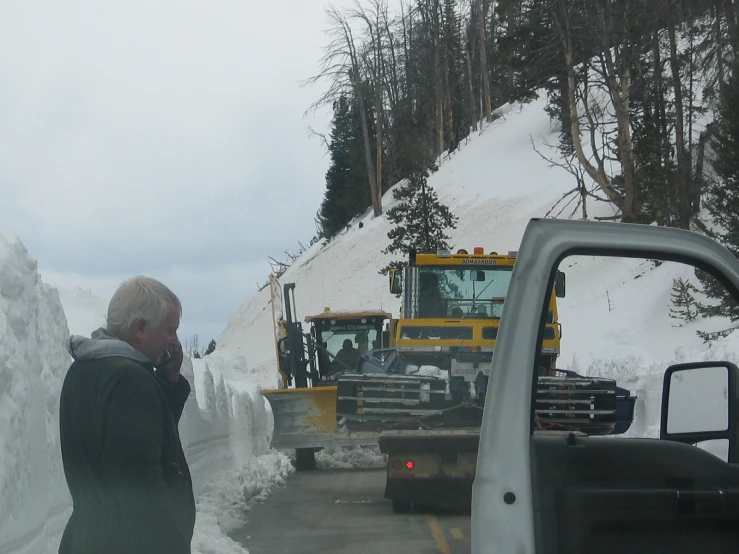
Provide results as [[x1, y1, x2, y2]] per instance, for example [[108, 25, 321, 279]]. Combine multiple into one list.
[[107, 275, 182, 337]]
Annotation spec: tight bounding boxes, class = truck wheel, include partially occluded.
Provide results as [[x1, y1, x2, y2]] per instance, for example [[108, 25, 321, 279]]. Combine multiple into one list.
[[392, 499, 412, 514], [295, 448, 316, 471]]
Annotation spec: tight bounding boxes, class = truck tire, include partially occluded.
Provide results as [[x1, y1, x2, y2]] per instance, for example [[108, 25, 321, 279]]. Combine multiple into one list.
[[392, 499, 412, 514], [295, 448, 316, 471]]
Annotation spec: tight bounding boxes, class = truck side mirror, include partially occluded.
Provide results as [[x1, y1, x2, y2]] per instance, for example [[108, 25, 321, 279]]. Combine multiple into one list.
[[555, 270, 566, 298], [660, 361, 739, 463], [389, 269, 403, 296]]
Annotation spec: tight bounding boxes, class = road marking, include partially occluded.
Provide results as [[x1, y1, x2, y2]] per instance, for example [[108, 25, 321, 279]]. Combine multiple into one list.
[[426, 514, 452, 554], [450, 528, 464, 539]]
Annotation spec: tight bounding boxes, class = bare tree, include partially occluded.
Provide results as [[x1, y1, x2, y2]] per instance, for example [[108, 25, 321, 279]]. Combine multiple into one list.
[[302, 5, 383, 216], [352, 0, 388, 197], [551, 0, 639, 220]]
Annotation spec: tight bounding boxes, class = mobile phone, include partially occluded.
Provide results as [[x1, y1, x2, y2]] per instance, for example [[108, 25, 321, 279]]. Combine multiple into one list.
[[160, 350, 172, 365]]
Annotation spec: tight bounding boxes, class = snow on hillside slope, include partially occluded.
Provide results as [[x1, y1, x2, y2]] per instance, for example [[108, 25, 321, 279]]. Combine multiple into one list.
[[217, 96, 618, 388], [219, 93, 739, 445]]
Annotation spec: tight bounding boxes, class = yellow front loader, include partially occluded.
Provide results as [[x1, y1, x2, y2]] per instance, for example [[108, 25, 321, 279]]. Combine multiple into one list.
[[260, 275, 393, 470]]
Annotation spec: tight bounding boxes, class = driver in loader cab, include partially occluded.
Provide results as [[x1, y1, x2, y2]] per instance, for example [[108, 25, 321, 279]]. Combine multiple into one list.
[[335, 338, 361, 369]]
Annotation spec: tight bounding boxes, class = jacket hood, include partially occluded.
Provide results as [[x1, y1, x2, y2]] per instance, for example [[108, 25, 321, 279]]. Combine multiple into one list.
[[68, 327, 150, 364]]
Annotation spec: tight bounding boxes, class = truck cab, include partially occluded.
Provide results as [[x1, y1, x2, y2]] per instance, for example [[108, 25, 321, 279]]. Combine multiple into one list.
[[388, 247, 564, 401]]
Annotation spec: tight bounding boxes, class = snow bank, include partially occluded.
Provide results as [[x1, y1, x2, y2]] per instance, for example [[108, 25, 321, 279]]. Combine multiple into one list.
[[0, 231, 71, 554], [191, 450, 293, 554], [0, 231, 279, 554], [52, 286, 107, 337], [315, 446, 386, 470]]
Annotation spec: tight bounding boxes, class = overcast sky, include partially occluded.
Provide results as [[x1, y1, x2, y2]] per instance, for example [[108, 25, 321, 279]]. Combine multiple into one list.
[[0, 0, 362, 343]]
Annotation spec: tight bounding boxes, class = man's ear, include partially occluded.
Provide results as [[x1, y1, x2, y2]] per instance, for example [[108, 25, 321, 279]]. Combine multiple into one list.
[[131, 317, 147, 339]]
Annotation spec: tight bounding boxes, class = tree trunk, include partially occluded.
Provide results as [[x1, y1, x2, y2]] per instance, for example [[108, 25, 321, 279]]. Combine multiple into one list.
[[666, 7, 690, 229], [506, 1, 515, 100], [554, 8, 621, 207], [593, 1, 638, 220], [434, 0, 444, 157], [343, 17, 381, 217], [476, 0, 492, 117], [375, 45, 384, 198], [354, 67, 382, 216], [465, 45, 478, 131]]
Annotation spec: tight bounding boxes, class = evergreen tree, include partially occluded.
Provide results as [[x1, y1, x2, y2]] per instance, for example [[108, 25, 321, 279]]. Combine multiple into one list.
[[379, 170, 458, 274], [319, 91, 377, 239], [205, 339, 217, 356], [668, 277, 698, 324], [694, 58, 739, 325]]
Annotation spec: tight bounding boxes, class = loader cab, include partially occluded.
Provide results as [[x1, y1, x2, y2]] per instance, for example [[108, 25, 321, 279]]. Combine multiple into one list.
[[305, 310, 392, 379]]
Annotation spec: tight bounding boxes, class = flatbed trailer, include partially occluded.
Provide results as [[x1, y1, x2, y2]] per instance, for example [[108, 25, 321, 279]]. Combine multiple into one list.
[[379, 427, 587, 513]]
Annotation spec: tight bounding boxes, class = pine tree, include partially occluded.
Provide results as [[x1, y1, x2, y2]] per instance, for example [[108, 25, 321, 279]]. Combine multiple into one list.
[[319, 91, 377, 239], [205, 339, 217, 356], [694, 58, 739, 326], [379, 170, 458, 274], [668, 277, 698, 324]]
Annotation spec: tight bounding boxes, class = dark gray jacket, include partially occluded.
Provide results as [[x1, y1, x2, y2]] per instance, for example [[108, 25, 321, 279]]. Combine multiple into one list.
[[58, 328, 195, 554]]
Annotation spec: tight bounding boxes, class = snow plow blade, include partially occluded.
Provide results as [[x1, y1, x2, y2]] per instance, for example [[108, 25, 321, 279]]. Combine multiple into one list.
[[261, 386, 380, 450]]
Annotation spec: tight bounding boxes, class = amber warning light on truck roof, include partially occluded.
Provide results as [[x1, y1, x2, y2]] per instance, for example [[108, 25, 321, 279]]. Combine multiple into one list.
[[474, 247, 484, 254]]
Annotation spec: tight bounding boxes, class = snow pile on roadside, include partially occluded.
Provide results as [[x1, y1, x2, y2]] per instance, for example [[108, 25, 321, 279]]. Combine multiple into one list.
[[0, 231, 71, 553], [53, 286, 108, 337], [0, 229, 279, 554], [316, 446, 386, 470], [191, 450, 294, 554]]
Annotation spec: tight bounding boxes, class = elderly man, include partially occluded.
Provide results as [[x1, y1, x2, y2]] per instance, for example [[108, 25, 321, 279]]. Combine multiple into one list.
[[58, 276, 195, 554]]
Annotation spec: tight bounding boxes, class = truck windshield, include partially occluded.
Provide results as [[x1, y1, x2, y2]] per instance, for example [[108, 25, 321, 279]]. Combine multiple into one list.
[[417, 266, 513, 318], [317, 322, 381, 370]]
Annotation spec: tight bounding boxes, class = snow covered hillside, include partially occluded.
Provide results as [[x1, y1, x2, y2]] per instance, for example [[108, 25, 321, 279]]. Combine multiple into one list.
[[0, 231, 289, 554], [219, 93, 739, 443]]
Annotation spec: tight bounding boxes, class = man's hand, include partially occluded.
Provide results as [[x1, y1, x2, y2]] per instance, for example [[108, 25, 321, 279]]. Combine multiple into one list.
[[157, 341, 184, 383]]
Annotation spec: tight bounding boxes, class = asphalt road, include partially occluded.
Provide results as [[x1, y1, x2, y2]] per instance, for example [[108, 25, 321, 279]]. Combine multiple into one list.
[[231, 468, 471, 554]]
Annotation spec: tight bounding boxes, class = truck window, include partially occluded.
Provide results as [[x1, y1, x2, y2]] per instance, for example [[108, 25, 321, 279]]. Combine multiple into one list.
[[550, 255, 734, 455], [417, 266, 513, 318], [319, 324, 379, 368]]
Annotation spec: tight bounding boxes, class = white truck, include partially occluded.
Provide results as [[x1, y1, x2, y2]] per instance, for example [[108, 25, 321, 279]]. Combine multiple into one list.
[[472, 218, 739, 554]]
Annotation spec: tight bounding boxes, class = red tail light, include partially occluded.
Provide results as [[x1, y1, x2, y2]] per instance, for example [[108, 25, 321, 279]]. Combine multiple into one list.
[[405, 460, 415, 470]]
